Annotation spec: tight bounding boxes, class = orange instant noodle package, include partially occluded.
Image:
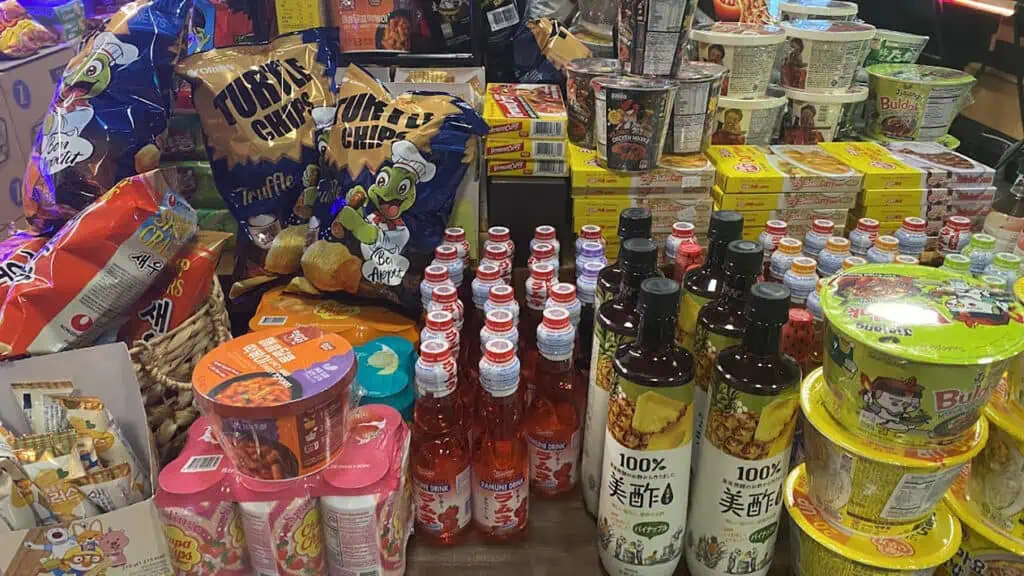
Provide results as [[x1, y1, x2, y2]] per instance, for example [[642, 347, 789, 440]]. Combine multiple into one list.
[[119, 230, 231, 344], [0, 168, 197, 358], [249, 286, 418, 346]]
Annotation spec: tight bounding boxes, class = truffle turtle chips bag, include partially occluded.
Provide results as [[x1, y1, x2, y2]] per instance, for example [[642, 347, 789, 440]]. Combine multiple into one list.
[[176, 28, 340, 295], [293, 64, 487, 312]]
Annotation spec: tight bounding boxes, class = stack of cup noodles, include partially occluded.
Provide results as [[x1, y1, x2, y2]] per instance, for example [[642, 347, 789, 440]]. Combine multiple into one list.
[[864, 64, 976, 144], [482, 83, 570, 178], [783, 264, 1024, 575], [822, 141, 997, 253], [157, 404, 413, 576]]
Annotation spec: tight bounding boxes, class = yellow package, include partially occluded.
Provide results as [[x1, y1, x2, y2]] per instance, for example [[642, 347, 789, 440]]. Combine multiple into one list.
[[711, 185, 858, 211], [486, 159, 569, 177], [858, 187, 951, 208], [10, 381, 74, 434], [484, 138, 567, 160], [818, 141, 925, 189], [484, 83, 567, 139], [706, 145, 862, 194], [70, 463, 132, 514], [13, 431, 100, 521], [0, 459, 40, 530]]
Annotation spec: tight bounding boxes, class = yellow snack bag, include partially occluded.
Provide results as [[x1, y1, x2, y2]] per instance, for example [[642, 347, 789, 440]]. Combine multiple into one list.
[[10, 381, 74, 433], [69, 463, 132, 513], [0, 458, 41, 530], [13, 431, 100, 521]]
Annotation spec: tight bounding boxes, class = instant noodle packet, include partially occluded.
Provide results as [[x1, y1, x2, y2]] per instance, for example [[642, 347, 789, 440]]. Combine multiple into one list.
[[511, 18, 592, 84], [0, 168, 197, 358], [13, 430, 101, 521], [0, 457, 42, 530], [177, 29, 340, 295], [23, 0, 192, 234], [69, 462, 132, 513], [11, 381, 73, 433], [292, 65, 486, 311], [119, 230, 230, 344]]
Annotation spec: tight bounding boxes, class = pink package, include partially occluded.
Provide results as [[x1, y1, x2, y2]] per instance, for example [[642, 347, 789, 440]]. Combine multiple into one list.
[[319, 404, 412, 576]]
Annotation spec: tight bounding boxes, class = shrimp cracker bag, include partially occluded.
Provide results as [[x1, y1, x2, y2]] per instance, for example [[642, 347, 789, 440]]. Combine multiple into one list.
[[0, 458, 42, 530], [295, 64, 487, 311], [23, 0, 193, 234], [0, 168, 197, 358], [176, 29, 340, 294], [69, 462, 133, 513], [13, 431, 100, 521]]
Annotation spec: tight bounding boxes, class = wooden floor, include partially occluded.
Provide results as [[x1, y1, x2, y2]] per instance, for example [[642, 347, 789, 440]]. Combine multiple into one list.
[[406, 493, 792, 576], [962, 64, 1024, 141]]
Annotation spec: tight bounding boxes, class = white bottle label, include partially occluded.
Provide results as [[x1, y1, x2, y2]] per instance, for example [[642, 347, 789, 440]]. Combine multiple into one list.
[[414, 466, 472, 535], [472, 471, 528, 533], [528, 429, 581, 493]]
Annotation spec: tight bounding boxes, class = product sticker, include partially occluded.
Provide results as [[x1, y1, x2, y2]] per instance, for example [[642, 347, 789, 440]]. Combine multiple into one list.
[[712, 102, 784, 146], [780, 32, 870, 92], [472, 472, 528, 534], [595, 83, 674, 172], [880, 467, 961, 522], [528, 430, 580, 494], [782, 98, 847, 144], [414, 466, 471, 536], [482, 0, 519, 36]]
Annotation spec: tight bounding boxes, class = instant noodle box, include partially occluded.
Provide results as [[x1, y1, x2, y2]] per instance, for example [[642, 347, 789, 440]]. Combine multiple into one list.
[[802, 368, 987, 536], [572, 191, 713, 231], [819, 141, 996, 190], [852, 203, 947, 223], [712, 185, 859, 211], [818, 264, 1024, 448], [942, 463, 1024, 575], [734, 207, 850, 229], [858, 187, 953, 208], [568, 143, 716, 190], [193, 327, 357, 481], [483, 83, 568, 140], [484, 137, 567, 160], [706, 145, 863, 194], [742, 222, 845, 242], [786, 465, 962, 576], [486, 159, 570, 177]]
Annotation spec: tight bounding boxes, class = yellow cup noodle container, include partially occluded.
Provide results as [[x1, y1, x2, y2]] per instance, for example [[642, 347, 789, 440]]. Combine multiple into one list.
[[802, 368, 987, 537], [1008, 278, 1024, 410], [786, 464, 961, 576], [966, 378, 1024, 536]]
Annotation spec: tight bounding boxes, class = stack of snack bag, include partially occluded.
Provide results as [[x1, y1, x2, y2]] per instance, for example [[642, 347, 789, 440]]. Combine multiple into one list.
[[483, 83, 569, 178], [784, 264, 1024, 574]]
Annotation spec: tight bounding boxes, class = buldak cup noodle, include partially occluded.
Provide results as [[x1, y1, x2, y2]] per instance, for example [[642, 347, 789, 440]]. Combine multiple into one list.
[[23, 0, 192, 235], [292, 65, 487, 313], [176, 29, 341, 296]]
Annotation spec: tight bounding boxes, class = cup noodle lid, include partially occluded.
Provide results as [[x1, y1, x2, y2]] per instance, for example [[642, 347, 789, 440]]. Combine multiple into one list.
[[721, 89, 789, 111], [866, 64, 975, 86], [785, 85, 868, 104], [690, 22, 785, 46], [783, 19, 877, 41], [780, 0, 858, 17]]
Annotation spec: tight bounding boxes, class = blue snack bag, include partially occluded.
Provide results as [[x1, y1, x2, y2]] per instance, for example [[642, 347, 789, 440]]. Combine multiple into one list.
[[293, 64, 487, 312], [23, 0, 192, 234]]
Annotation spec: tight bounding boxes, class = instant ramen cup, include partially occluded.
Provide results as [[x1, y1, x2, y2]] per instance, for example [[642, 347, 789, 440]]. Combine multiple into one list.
[[591, 75, 676, 172], [942, 463, 1024, 575], [866, 65, 976, 142], [665, 61, 727, 155], [967, 379, 1024, 533], [690, 22, 785, 99], [781, 20, 876, 92], [617, 0, 699, 76], [712, 87, 787, 146], [802, 368, 987, 536], [1012, 278, 1024, 409], [863, 30, 930, 68], [779, 0, 858, 21], [193, 327, 357, 480], [782, 86, 869, 144], [566, 58, 622, 149], [787, 464, 962, 576]]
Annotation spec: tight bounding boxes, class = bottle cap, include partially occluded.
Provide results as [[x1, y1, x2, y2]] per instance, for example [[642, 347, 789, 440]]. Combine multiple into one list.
[[788, 308, 812, 326], [746, 282, 791, 325], [618, 208, 653, 239], [419, 339, 450, 363], [432, 284, 458, 303], [484, 244, 508, 261], [489, 284, 515, 303], [484, 338, 516, 363], [444, 227, 466, 242], [947, 215, 971, 230], [550, 283, 577, 304], [425, 311, 454, 331], [424, 264, 449, 283], [842, 256, 867, 270], [485, 309, 514, 332], [895, 255, 919, 265], [765, 220, 787, 235], [708, 210, 744, 241], [811, 219, 834, 234], [581, 260, 604, 279], [777, 237, 803, 254], [638, 277, 680, 318], [530, 262, 556, 281], [676, 243, 704, 268], [621, 238, 658, 272], [825, 237, 850, 252], [902, 217, 926, 232], [475, 263, 501, 281], [876, 235, 899, 252], [535, 225, 557, 241], [581, 224, 603, 240], [532, 242, 555, 260], [542, 307, 571, 330], [790, 257, 817, 275], [488, 226, 510, 242], [580, 241, 605, 258], [943, 253, 971, 271], [970, 233, 996, 251], [994, 252, 1021, 269], [672, 221, 695, 238], [726, 240, 764, 277], [857, 218, 879, 232]]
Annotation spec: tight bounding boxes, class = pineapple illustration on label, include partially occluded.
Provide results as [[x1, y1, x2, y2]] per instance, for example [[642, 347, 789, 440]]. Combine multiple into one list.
[[691, 323, 740, 474]]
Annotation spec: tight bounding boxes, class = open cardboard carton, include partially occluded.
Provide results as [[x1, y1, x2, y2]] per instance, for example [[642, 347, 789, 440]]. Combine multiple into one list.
[[0, 344, 172, 575]]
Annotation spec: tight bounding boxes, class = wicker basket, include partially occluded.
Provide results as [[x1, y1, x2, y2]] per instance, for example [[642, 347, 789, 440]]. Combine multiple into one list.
[[130, 278, 231, 465]]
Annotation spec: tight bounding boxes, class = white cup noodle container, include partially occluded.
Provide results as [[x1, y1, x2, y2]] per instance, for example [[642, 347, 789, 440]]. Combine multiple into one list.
[[616, 0, 699, 76], [779, 0, 858, 21], [863, 29, 930, 68], [665, 61, 728, 155], [866, 64, 977, 142], [781, 85, 868, 144], [566, 57, 622, 149], [781, 20, 876, 93], [592, 75, 677, 172], [690, 22, 785, 99], [711, 87, 788, 146]]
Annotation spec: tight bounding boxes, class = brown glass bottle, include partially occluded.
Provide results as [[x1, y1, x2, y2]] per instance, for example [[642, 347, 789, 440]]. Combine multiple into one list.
[[691, 239, 763, 474], [581, 238, 658, 517], [594, 208, 653, 310], [597, 277, 694, 576], [677, 211, 744, 351]]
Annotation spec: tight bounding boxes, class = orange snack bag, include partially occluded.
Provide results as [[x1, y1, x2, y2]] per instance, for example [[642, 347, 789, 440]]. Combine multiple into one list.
[[119, 231, 230, 344]]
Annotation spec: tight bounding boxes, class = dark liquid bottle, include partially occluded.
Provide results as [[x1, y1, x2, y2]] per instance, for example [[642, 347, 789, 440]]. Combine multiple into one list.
[[594, 208, 653, 310], [685, 283, 801, 576], [691, 239, 763, 474], [581, 238, 659, 517], [597, 278, 694, 576], [677, 211, 744, 351]]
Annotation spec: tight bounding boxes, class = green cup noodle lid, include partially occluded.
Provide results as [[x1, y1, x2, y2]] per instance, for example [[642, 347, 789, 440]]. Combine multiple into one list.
[[866, 64, 976, 86], [820, 263, 1024, 366]]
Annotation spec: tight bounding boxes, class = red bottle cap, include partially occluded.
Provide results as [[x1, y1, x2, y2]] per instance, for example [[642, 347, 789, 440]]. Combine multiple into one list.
[[812, 219, 834, 234], [550, 282, 576, 303], [489, 284, 515, 304], [532, 242, 555, 260], [424, 264, 449, 283], [580, 225, 602, 240], [484, 244, 508, 261], [432, 284, 458, 303], [531, 262, 555, 281], [425, 310, 454, 331], [434, 244, 458, 262], [672, 222, 695, 238], [765, 220, 787, 235], [542, 307, 570, 330], [947, 215, 971, 230], [485, 309, 514, 332], [484, 338, 516, 363], [788, 308, 812, 325], [420, 339, 450, 363], [903, 217, 926, 232], [857, 218, 879, 232], [488, 226, 510, 242], [535, 225, 556, 241], [475, 263, 501, 281], [444, 227, 466, 242]]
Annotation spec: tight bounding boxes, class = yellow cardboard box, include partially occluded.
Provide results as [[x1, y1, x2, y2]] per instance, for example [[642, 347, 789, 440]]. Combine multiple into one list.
[[822, 141, 996, 189], [487, 159, 569, 177], [569, 144, 715, 191], [858, 187, 951, 208], [852, 203, 947, 222], [742, 221, 846, 242], [484, 137, 567, 160], [706, 145, 863, 194], [483, 84, 567, 140], [573, 193, 713, 236], [733, 208, 850, 230], [712, 186, 858, 211]]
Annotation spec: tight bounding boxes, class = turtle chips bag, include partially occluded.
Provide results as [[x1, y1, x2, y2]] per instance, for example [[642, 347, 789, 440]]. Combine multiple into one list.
[[292, 65, 487, 311], [22, 0, 192, 234], [176, 28, 340, 296]]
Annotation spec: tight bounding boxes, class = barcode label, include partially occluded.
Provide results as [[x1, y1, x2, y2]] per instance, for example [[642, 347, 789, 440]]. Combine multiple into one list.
[[441, 22, 453, 38], [359, 571, 380, 576], [258, 316, 288, 326], [183, 455, 222, 473], [487, 4, 519, 31], [533, 122, 562, 137], [535, 161, 565, 175], [534, 141, 564, 157]]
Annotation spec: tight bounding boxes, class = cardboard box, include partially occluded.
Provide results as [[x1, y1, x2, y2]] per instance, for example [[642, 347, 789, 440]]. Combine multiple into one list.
[[569, 144, 715, 191], [741, 223, 846, 242], [734, 208, 850, 230], [820, 142, 997, 190], [573, 193, 714, 243], [858, 188, 952, 208], [712, 186, 858, 211], [852, 203, 948, 222], [0, 44, 74, 225], [484, 137, 567, 160], [483, 84, 567, 140], [487, 159, 569, 177], [393, 67, 485, 111], [0, 344, 171, 575], [950, 187, 997, 204], [706, 145, 863, 194]]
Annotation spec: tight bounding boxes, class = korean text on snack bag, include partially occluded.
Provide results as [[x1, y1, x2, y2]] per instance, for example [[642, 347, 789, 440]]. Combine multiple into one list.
[[23, 0, 192, 234], [0, 458, 42, 529], [0, 168, 197, 359], [13, 430, 101, 521], [176, 28, 340, 295], [293, 64, 487, 312]]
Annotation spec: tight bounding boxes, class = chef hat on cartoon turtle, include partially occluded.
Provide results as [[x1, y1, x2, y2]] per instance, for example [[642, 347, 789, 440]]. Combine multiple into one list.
[[89, 32, 141, 68], [391, 140, 435, 183]]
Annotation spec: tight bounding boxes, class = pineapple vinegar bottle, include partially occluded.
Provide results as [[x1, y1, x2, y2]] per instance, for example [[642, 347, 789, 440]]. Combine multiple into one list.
[[597, 278, 695, 576], [595, 208, 654, 309], [677, 211, 744, 351], [685, 283, 801, 576]]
